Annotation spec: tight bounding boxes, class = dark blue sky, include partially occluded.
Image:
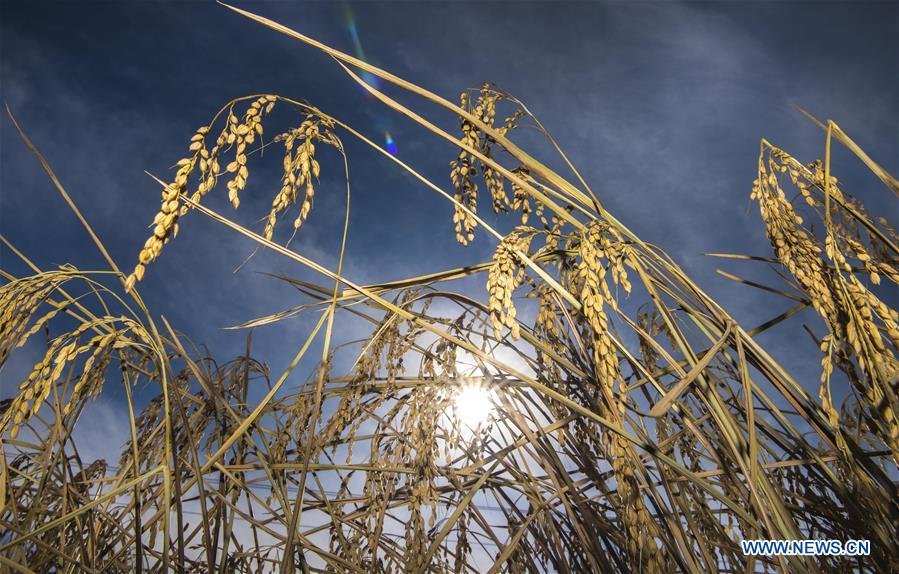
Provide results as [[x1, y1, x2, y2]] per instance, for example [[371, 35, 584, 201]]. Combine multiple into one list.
[[1, 1, 897, 453]]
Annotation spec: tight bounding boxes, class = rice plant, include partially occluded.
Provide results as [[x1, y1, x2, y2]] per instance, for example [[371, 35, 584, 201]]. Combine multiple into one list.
[[1, 5, 896, 573]]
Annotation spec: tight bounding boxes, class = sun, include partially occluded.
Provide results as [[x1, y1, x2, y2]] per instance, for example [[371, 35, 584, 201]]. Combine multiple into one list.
[[453, 381, 495, 429]]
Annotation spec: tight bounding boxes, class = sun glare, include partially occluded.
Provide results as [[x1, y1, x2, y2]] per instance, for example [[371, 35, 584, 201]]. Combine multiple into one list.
[[454, 382, 494, 429]]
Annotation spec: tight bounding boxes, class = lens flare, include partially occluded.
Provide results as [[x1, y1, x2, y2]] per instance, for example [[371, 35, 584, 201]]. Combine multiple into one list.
[[384, 131, 397, 156], [342, 2, 381, 90]]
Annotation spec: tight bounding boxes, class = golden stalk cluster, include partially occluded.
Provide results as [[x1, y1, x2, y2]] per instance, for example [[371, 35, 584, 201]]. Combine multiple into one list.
[[450, 84, 524, 245], [486, 227, 536, 339], [754, 142, 899, 463], [266, 115, 340, 240], [128, 95, 346, 292]]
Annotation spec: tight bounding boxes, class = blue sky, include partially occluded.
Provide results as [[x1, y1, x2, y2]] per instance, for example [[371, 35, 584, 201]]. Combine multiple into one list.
[[1, 1, 897, 458]]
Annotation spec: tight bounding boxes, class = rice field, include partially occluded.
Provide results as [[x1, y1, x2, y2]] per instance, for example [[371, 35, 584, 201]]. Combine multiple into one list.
[[1, 5, 897, 573]]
